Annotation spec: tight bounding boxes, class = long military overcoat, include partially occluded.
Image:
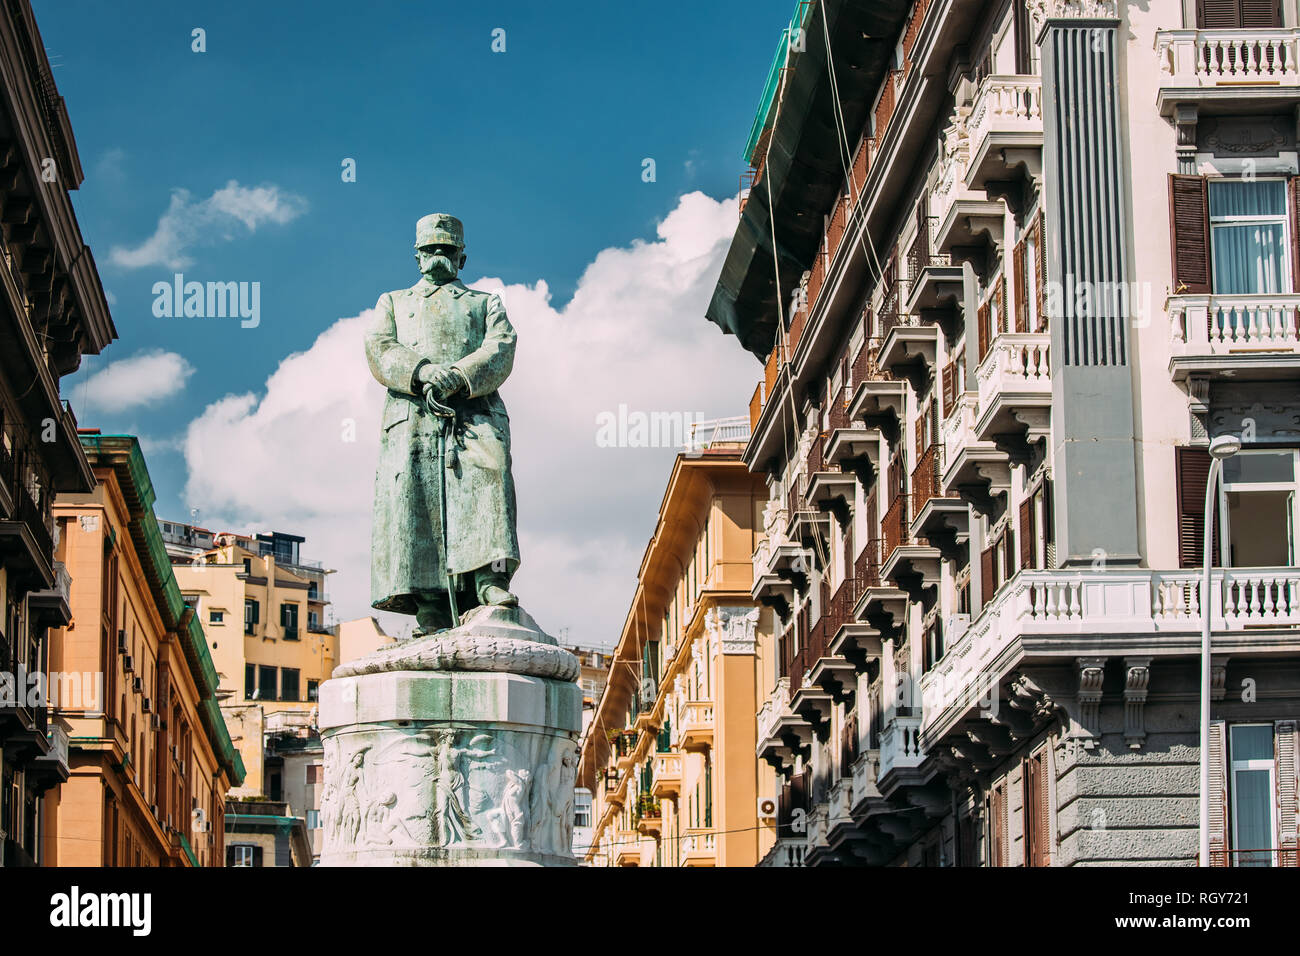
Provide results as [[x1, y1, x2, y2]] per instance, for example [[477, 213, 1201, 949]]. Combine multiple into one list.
[[365, 277, 520, 614]]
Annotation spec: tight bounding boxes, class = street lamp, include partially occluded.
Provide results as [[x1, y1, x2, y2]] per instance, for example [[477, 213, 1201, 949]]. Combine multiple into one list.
[[1200, 433, 1239, 867]]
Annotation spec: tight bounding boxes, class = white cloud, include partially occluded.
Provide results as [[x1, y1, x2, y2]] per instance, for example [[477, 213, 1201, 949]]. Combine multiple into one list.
[[109, 180, 308, 270], [179, 191, 758, 646], [74, 349, 195, 414]]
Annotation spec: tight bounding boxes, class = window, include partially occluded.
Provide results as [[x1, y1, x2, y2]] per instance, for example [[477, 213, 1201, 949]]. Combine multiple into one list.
[[281, 603, 299, 639], [227, 844, 260, 867], [1196, 0, 1282, 29], [244, 663, 255, 701], [1229, 724, 1276, 867], [1024, 749, 1051, 866], [307, 679, 319, 702], [281, 668, 300, 702], [242, 557, 251, 574], [257, 665, 277, 701], [306, 763, 323, 785], [306, 810, 320, 830], [308, 610, 320, 631], [208, 610, 224, 624], [244, 599, 259, 635], [1222, 449, 1297, 568], [1209, 179, 1290, 297]]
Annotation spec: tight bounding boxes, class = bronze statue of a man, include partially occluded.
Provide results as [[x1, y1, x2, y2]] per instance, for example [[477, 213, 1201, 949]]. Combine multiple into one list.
[[365, 214, 520, 634]]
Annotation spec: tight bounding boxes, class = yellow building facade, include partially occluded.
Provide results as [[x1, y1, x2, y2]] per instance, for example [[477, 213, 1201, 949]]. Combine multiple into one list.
[[577, 443, 776, 866], [42, 434, 243, 867]]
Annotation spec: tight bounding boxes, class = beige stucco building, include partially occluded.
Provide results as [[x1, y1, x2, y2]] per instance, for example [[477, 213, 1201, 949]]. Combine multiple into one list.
[[577, 429, 777, 866], [42, 435, 243, 867]]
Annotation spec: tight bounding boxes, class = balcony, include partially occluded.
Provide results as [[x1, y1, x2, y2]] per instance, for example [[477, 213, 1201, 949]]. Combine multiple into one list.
[[651, 752, 682, 799], [758, 838, 808, 867], [756, 677, 812, 774], [751, 536, 802, 620], [613, 829, 641, 866], [880, 494, 942, 602], [30, 721, 70, 791], [0, 480, 54, 589], [1156, 29, 1300, 117], [791, 616, 836, 734], [679, 828, 716, 866], [964, 75, 1043, 192], [613, 729, 639, 773], [850, 750, 883, 816], [974, 332, 1051, 460], [940, 392, 1009, 517], [878, 316, 940, 389], [635, 794, 662, 837], [679, 701, 714, 752], [878, 714, 925, 785], [920, 567, 1300, 748], [824, 390, 884, 483], [28, 560, 72, 627], [906, 216, 962, 315], [810, 578, 866, 704], [1168, 293, 1300, 384], [910, 443, 967, 563]]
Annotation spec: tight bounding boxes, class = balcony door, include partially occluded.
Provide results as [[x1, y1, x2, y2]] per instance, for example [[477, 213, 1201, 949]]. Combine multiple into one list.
[[1228, 724, 1277, 866], [1220, 449, 1297, 568]]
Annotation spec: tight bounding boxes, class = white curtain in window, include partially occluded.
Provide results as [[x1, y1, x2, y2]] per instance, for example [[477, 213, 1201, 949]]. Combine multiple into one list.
[[1211, 180, 1288, 295]]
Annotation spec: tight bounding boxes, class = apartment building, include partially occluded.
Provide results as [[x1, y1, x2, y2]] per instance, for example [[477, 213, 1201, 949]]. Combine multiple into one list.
[[0, 0, 116, 866], [165, 522, 339, 796], [577, 428, 775, 866], [715, 0, 1300, 866], [43, 434, 243, 866]]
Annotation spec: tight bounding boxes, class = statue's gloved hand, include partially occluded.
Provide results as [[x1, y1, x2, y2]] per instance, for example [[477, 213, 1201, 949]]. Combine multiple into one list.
[[418, 363, 465, 400]]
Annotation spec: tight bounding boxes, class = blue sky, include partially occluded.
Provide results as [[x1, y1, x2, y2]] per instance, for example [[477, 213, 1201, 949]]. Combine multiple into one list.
[[38, 0, 788, 644]]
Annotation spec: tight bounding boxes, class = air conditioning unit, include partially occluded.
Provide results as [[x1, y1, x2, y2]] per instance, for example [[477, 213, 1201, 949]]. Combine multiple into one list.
[[945, 614, 970, 643], [133, 676, 143, 692], [117, 629, 126, 653], [757, 796, 778, 820], [142, 697, 151, 714], [151, 714, 161, 731], [171, 745, 180, 762], [123, 654, 134, 674], [150, 803, 159, 819]]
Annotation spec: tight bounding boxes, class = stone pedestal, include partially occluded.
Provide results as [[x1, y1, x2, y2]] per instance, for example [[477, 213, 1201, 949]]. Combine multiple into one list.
[[318, 607, 581, 866]]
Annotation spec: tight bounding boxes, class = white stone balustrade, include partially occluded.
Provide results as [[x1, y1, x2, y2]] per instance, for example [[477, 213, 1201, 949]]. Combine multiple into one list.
[[1157, 29, 1300, 87], [878, 714, 924, 779], [976, 333, 1051, 411], [756, 677, 792, 744], [921, 567, 1300, 738], [1168, 293, 1300, 354], [967, 75, 1042, 151]]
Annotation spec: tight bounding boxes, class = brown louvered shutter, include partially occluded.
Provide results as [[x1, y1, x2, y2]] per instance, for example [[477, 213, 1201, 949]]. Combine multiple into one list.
[[981, 544, 996, 604], [977, 300, 991, 361], [1004, 528, 1016, 579], [1020, 497, 1036, 570], [914, 412, 924, 462], [1277, 720, 1298, 866], [1241, 0, 1283, 28], [1042, 478, 1055, 568], [1289, 177, 1300, 293], [1013, 238, 1029, 333], [1169, 174, 1211, 295], [1024, 750, 1051, 866], [1176, 446, 1220, 568], [1035, 211, 1047, 330], [942, 359, 957, 416], [994, 275, 1007, 334], [930, 398, 939, 449], [1197, 0, 1238, 26], [990, 783, 1008, 867], [1208, 720, 1228, 864]]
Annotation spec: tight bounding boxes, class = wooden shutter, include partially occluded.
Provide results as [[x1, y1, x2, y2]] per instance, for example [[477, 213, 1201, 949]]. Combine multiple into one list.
[[1289, 177, 1300, 293], [994, 275, 1007, 334], [1208, 719, 1228, 864], [1197, 0, 1238, 26], [1020, 497, 1036, 570], [1004, 528, 1016, 579], [1169, 175, 1211, 295], [981, 544, 996, 605], [1013, 0, 1033, 73], [914, 411, 924, 462], [942, 359, 957, 416], [1024, 750, 1051, 866], [1277, 720, 1298, 866], [1013, 238, 1029, 333], [1176, 446, 1220, 568], [1241, 0, 1283, 28], [1035, 211, 1047, 330], [977, 301, 991, 361], [990, 783, 1008, 866], [1042, 478, 1055, 568]]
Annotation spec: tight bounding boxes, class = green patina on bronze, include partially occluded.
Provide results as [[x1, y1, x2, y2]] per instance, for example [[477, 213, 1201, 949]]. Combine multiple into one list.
[[365, 214, 520, 632]]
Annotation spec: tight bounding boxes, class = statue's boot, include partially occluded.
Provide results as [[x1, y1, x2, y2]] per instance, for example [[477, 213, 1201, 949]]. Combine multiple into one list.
[[413, 596, 454, 636], [475, 567, 518, 607]]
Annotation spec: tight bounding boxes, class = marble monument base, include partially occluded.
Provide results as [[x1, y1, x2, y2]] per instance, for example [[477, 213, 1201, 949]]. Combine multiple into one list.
[[318, 607, 582, 867]]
